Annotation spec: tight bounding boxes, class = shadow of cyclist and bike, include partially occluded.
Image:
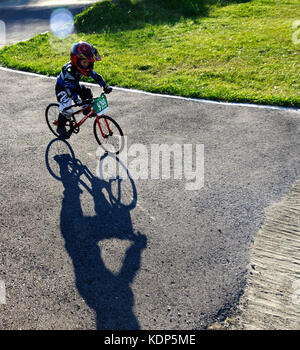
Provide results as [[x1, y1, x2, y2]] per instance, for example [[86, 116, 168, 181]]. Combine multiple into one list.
[[45, 138, 147, 330]]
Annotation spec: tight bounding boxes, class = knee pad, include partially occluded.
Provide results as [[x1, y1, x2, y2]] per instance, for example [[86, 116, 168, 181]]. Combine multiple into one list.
[[57, 91, 73, 119], [62, 110, 72, 120]]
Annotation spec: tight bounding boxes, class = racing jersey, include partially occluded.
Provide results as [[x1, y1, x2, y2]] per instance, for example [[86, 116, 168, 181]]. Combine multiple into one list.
[[56, 62, 106, 100]]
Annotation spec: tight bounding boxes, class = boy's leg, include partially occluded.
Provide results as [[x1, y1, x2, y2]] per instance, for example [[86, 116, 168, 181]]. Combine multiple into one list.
[[57, 91, 73, 119], [56, 91, 73, 139], [57, 113, 67, 127]]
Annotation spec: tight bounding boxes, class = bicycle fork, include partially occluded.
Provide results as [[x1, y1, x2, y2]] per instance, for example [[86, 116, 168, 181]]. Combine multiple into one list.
[[96, 115, 113, 138]]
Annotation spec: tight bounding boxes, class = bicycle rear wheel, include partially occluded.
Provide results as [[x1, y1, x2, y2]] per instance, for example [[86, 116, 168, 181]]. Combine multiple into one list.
[[45, 103, 60, 137], [93, 115, 124, 155], [45, 103, 76, 138]]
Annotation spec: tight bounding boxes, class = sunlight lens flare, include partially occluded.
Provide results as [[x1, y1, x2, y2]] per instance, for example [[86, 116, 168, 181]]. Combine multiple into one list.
[[50, 8, 74, 39]]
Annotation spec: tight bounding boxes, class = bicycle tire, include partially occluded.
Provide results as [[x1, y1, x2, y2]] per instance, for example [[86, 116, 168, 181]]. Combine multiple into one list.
[[93, 115, 124, 155], [45, 103, 60, 137], [98, 153, 137, 210], [45, 103, 76, 138]]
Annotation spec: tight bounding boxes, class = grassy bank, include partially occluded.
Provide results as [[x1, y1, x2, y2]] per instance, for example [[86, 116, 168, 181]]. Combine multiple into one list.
[[1, 0, 300, 106]]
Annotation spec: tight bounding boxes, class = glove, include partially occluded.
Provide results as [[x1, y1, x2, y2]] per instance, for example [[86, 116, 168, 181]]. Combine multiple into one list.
[[103, 84, 112, 94]]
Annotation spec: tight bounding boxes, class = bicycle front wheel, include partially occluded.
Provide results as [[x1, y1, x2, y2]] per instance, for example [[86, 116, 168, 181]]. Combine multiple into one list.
[[93, 115, 124, 155]]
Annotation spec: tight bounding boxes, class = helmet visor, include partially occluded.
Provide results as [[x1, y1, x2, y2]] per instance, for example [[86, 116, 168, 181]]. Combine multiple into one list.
[[92, 47, 101, 61]]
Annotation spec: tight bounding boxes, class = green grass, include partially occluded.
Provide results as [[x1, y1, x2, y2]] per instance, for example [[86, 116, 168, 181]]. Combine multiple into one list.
[[1, 0, 300, 106]]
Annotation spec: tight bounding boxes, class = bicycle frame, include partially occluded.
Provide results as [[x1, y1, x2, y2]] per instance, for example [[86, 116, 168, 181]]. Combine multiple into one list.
[[71, 103, 113, 138]]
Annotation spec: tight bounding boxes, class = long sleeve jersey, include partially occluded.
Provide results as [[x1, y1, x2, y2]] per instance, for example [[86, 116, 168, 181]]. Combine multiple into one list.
[[56, 62, 106, 100]]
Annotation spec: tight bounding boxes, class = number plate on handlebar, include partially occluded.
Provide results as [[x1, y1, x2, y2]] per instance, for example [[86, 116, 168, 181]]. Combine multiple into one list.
[[92, 94, 109, 115]]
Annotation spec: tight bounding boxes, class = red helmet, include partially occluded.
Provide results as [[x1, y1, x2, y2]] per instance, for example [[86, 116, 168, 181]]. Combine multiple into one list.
[[70, 41, 101, 76]]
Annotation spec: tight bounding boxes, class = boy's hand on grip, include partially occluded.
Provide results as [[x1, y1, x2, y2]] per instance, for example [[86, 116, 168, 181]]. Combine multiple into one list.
[[103, 84, 112, 94]]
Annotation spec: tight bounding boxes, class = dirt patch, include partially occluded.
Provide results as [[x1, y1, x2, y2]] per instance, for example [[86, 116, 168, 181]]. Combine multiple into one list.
[[209, 179, 300, 330]]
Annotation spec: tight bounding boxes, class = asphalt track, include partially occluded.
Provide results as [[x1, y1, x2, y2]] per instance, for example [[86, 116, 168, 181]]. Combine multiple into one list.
[[0, 1, 300, 330]]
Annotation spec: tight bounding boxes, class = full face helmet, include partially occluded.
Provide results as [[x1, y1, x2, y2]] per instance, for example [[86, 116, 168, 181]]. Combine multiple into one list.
[[70, 41, 101, 76]]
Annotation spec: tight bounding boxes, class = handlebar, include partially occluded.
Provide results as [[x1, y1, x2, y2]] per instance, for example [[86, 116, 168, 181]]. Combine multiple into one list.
[[62, 89, 109, 113]]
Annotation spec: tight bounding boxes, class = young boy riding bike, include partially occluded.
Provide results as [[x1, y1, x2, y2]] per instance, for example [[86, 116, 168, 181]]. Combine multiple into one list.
[[55, 41, 112, 139]]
